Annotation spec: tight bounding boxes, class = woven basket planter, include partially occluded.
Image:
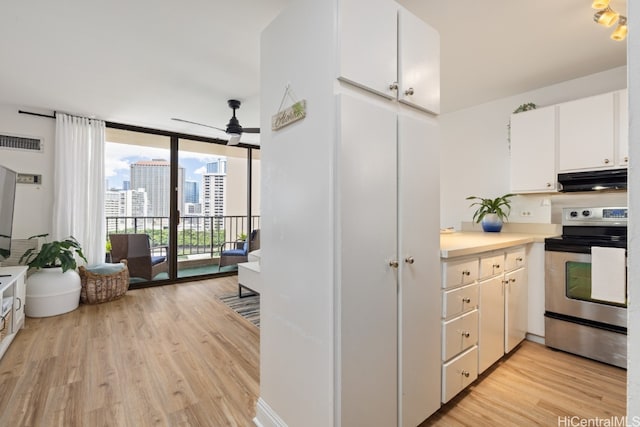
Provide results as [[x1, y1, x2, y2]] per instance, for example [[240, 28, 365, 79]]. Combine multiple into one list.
[[79, 261, 130, 304]]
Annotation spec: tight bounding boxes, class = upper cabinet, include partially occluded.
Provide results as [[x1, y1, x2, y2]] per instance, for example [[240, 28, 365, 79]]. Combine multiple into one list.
[[617, 89, 629, 167], [558, 92, 615, 172], [510, 105, 557, 193], [338, 0, 440, 114]]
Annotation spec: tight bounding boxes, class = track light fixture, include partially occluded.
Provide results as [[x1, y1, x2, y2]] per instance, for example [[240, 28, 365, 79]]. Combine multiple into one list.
[[592, 1, 627, 41]]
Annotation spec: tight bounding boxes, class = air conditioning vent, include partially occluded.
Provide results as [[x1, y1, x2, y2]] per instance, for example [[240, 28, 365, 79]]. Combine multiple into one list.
[[0, 134, 43, 152]]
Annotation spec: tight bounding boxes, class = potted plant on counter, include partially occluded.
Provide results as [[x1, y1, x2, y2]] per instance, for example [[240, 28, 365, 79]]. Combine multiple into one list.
[[466, 194, 515, 232], [19, 234, 87, 317]]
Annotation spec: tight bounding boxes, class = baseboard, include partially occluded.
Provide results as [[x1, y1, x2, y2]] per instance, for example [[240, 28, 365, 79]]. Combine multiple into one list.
[[253, 397, 288, 427], [526, 332, 545, 345]]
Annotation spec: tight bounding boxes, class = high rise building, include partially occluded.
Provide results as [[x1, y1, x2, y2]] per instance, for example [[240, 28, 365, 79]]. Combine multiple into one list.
[[202, 172, 226, 230], [184, 180, 199, 205], [104, 188, 149, 232], [130, 159, 184, 217], [206, 158, 227, 174], [122, 180, 131, 191]]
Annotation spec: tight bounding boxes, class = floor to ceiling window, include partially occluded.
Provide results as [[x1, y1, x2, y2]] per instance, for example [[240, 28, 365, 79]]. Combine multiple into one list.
[[104, 125, 259, 287]]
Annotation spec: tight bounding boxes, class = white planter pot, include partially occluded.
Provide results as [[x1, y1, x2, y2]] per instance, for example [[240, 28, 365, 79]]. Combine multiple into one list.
[[25, 267, 81, 317]]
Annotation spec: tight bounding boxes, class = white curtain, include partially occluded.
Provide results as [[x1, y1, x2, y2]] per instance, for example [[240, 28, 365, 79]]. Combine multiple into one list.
[[53, 113, 105, 265]]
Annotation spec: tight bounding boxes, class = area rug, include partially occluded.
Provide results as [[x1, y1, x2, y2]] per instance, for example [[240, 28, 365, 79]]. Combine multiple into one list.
[[218, 293, 260, 327]]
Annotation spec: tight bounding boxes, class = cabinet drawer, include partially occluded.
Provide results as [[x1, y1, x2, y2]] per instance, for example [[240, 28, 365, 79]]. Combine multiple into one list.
[[505, 247, 526, 272], [443, 283, 478, 319], [479, 254, 504, 279], [442, 258, 478, 289], [442, 345, 478, 403], [442, 309, 478, 361]]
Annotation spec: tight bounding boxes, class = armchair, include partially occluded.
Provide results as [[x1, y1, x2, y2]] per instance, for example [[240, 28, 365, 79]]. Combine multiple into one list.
[[109, 234, 168, 281], [218, 229, 260, 270]]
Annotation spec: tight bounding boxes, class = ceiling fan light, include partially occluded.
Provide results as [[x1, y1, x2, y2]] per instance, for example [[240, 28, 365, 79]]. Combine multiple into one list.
[[227, 134, 241, 146], [594, 7, 619, 27], [591, 0, 609, 9], [611, 16, 628, 41]]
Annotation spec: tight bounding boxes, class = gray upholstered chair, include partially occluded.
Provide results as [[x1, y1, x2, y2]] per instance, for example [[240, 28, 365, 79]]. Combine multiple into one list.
[[218, 229, 260, 270], [109, 234, 168, 281]]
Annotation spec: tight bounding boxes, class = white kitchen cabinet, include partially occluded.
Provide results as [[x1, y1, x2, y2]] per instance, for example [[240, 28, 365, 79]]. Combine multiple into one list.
[[510, 105, 558, 193], [339, 94, 440, 427], [617, 89, 628, 167], [338, 0, 440, 113], [505, 267, 528, 353], [442, 346, 478, 403], [260, 1, 440, 425], [478, 275, 505, 373], [558, 92, 615, 172]]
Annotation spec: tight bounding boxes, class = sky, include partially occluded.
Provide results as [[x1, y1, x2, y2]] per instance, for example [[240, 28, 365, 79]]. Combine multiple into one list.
[[105, 142, 225, 190]]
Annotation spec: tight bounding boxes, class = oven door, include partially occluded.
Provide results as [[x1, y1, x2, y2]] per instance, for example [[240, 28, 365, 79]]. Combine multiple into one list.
[[545, 250, 626, 328]]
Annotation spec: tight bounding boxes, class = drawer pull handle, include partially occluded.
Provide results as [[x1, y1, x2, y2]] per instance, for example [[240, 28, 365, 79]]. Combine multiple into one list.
[[461, 370, 470, 378], [16, 297, 22, 310], [462, 270, 471, 276], [461, 331, 470, 338], [462, 297, 471, 303]]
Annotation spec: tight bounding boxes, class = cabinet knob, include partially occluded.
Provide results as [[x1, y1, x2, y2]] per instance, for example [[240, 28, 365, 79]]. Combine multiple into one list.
[[493, 264, 500, 269], [510, 278, 516, 283], [404, 87, 414, 96], [461, 330, 470, 338], [516, 257, 523, 262], [546, 182, 552, 188], [462, 297, 471, 303], [624, 157, 629, 163], [404, 256, 415, 264], [389, 82, 398, 91], [462, 270, 471, 276], [604, 158, 610, 164], [461, 370, 470, 378], [389, 260, 399, 268]]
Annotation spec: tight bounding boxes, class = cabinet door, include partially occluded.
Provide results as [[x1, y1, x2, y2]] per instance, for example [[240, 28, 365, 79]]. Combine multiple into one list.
[[339, 94, 398, 427], [558, 93, 615, 172], [479, 276, 505, 373], [338, 0, 397, 99], [618, 89, 628, 167], [505, 268, 528, 353], [12, 272, 25, 331], [510, 106, 557, 192], [398, 114, 440, 426], [398, 7, 440, 114]]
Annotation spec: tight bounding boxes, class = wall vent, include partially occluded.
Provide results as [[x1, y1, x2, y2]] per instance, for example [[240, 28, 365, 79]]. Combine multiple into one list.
[[0, 134, 43, 152]]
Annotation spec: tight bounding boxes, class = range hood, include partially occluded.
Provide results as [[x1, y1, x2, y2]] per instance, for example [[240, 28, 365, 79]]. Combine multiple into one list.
[[558, 169, 627, 192]]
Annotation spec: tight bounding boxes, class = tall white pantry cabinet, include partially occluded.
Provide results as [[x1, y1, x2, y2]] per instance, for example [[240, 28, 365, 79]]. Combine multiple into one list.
[[259, 0, 441, 426]]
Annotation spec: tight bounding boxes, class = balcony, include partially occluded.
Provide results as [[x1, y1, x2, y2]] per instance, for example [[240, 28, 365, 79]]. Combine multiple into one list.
[[106, 215, 260, 278]]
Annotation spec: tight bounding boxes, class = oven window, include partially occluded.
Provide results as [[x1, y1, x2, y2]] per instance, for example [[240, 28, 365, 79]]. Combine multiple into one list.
[[566, 261, 592, 301]]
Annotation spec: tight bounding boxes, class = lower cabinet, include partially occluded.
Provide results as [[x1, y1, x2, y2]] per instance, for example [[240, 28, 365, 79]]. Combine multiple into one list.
[[441, 245, 528, 402]]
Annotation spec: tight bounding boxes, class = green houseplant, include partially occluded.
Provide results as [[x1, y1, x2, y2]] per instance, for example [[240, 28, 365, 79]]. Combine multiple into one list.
[[20, 234, 87, 272], [466, 194, 515, 232], [19, 234, 87, 318]]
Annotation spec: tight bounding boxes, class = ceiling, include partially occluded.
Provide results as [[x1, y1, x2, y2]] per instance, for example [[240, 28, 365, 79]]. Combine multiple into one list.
[[0, 0, 627, 144]]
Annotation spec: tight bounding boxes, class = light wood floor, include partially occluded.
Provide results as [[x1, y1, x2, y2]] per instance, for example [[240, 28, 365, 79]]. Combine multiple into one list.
[[0, 277, 626, 426], [0, 276, 259, 426]]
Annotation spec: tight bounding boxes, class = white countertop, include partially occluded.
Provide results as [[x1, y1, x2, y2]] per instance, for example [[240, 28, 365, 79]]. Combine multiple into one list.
[[440, 230, 559, 258]]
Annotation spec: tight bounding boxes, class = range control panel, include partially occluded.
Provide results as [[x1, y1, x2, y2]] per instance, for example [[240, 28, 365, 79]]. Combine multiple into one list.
[[563, 207, 628, 226]]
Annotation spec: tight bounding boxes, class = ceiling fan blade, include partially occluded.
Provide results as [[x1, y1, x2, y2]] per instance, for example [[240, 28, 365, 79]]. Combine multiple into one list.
[[171, 118, 226, 133], [242, 127, 260, 134]]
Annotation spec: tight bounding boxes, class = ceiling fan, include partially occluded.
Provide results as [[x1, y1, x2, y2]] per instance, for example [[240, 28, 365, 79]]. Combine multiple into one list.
[[171, 99, 260, 146]]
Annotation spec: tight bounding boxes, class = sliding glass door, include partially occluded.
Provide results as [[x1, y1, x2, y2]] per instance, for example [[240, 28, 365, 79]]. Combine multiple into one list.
[[104, 126, 260, 287]]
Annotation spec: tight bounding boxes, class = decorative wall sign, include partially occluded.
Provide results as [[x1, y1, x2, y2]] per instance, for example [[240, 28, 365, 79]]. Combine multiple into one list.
[[272, 100, 306, 131], [272, 84, 306, 131]]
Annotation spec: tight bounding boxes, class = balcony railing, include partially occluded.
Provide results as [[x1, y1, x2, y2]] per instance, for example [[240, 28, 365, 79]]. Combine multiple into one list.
[[105, 215, 260, 258]]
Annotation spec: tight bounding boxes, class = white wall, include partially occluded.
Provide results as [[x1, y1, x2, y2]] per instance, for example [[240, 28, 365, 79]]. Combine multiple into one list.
[[0, 104, 55, 238], [440, 66, 627, 229], [627, 0, 638, 418]]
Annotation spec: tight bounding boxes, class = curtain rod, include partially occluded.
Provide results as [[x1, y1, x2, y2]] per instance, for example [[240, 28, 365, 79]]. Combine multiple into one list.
[[17, 109, 260, 150]]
